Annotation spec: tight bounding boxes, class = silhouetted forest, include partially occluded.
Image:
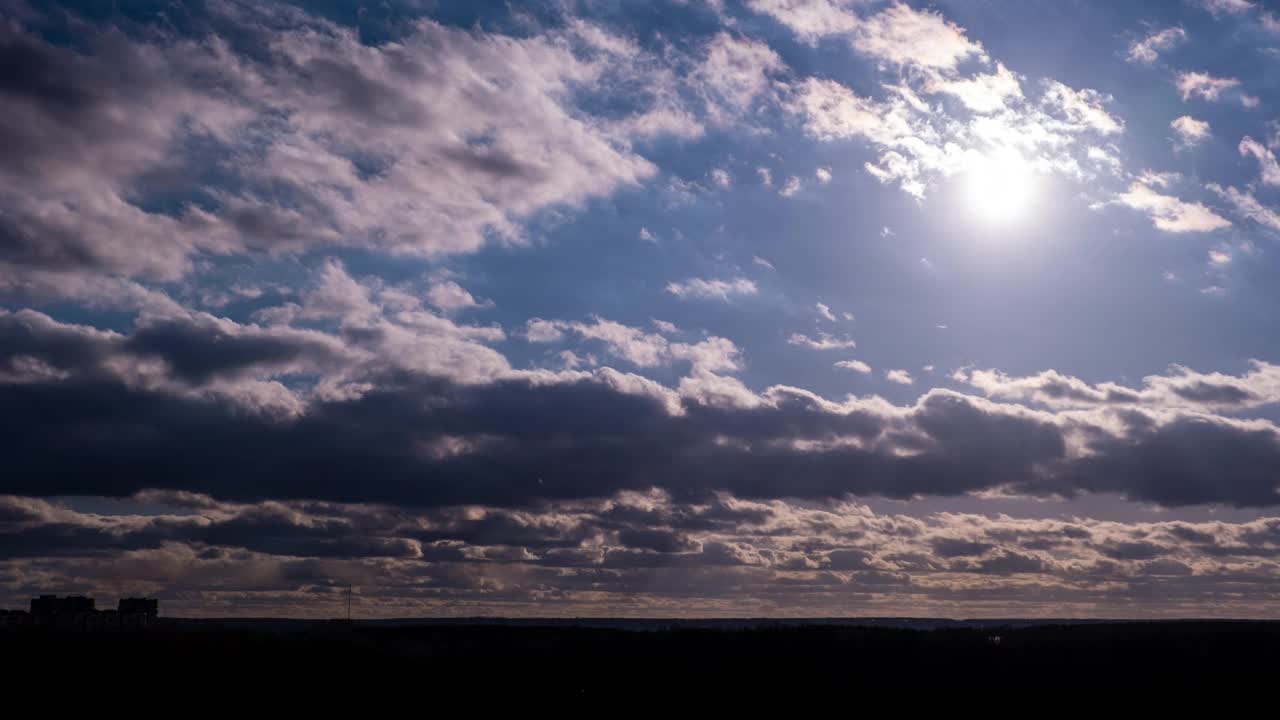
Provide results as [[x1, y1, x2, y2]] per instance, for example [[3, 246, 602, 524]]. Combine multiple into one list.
[[5, 620, 1279, 692]]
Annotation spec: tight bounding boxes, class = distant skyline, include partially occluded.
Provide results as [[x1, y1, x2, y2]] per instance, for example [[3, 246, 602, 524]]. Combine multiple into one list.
[[3, 0, 1280, 618]]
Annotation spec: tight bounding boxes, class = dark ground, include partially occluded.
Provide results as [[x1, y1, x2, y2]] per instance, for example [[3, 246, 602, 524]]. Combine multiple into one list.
[[4, 619, 1280, 694]]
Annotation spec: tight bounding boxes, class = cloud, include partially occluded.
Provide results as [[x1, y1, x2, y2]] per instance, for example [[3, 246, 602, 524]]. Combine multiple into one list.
[[1040, 82, 1124, 135], [885, 369, 914, 385], [521, 316, 741, 373], [816, 303, 837, 321], [1128, 27, 1187, 64], [10, 309, 1280, 516], [746, 0, 863, 44], [1196, 0, 1255, 16], [1240, 136, 1280, 185], [1117, 182, 1231, 232], [426, 281, 490, 313], [930, 63, 1023, 114], [834, 359, 872, 373], [788, 332, 856, 350], [694, 32, 788, 125], [666, 277, 759, 301], [850, 2, 986, 72], [1209, 185, 1280, 230], [956, 361, 1280, 413], [1170, 116, 1211, 147], [10, 489, 1280, 615], [0, 9, 708, 293], [788, 59, 1126, 199], [1176, 71, 1241, 102]]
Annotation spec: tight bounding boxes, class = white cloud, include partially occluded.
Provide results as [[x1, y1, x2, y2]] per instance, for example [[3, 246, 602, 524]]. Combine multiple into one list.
[[1176, 71, 1240, 102], [666, 277, 759, 301], [1170, 116, 1211, 147], [815, 166, 833, 183], [780, 175, 803, 196], [652, 319, 678, 334], [523, 316, 742, 374], [757, 167, 774, 185], [886, 369, 914, 385], [694, 32, 787, 125], [788, 332, 856, 350], [1041, 82, 1124, 135], [746, 0, 863, 44], [1209, 184, 1280, 230], [753, 256, 776, 270], [1240, 136, 1280, 185], [816, 302, 837, 321], [930, 63, 1023, 114], [789, 64, 1126, 200], [1196, 0, 1255, 16], [710, 168, 732, 188], [851, 2, 986, 71], [834, 359, 872, 373], [1128, 27, 1187, 64], [1117, 182, 1231, 233], [525, 318, 566, 343], [426, 280, 490, 313]]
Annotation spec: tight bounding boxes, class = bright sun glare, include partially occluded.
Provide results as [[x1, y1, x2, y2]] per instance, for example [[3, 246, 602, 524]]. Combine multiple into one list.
[[964, 149, 1037, 226]]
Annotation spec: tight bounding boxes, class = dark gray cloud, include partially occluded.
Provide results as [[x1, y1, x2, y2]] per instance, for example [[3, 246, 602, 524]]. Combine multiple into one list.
[[3, 306, 1280, 509]]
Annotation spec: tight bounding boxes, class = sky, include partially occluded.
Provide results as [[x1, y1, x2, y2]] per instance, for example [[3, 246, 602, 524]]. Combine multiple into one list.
[[3, 0, 1280, 619]]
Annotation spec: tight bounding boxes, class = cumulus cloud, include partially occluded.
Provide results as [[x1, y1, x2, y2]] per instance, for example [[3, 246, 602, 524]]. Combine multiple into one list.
[[1171, 116, 1211, 147], [885, 369, 914, 385], [0, 6, 717, 296], [746, 0, 864, 44], [426, 281, 490, 313], [834, 359, 872, 373], [850, 2, 986, 71]]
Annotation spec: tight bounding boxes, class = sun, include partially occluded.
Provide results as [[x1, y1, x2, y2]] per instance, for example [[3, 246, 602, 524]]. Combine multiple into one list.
[[963, 148, 1038, 226]]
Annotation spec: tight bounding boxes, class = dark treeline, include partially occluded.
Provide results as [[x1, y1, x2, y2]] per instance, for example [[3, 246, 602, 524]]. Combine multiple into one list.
[[4, 621, 1279, 692]]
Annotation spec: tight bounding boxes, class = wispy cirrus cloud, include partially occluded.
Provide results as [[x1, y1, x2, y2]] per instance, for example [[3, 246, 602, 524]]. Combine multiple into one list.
[[1116, 181, 1231, 232], [1128, 27, 1187, 64]]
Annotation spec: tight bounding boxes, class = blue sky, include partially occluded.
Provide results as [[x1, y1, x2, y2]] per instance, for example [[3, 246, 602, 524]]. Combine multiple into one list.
[[4, 0, 1280, 617]]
